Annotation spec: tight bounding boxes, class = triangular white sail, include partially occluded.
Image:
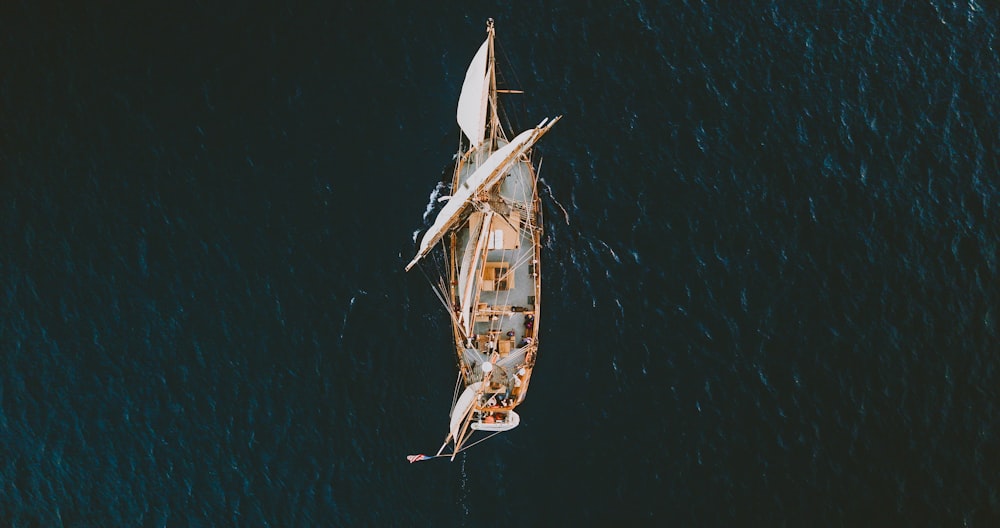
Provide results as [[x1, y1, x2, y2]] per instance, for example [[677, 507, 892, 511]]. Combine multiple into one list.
[[448, 381, 483, 445], [456, 38, 490, 147], [405, 117, 560, 271]]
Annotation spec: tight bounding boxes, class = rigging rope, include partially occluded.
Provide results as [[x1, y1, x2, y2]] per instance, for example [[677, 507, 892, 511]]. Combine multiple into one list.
[[407, 431, 504, 463], [450, 369, 463, 413]]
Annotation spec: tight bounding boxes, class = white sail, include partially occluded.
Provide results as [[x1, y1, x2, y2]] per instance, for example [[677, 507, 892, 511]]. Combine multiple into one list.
[[457, 212, 486, 321], [405, 117, 560, 271], [449, 381, 484, 443], [460, 211, 494, 333], [456, 38, 490, 146]]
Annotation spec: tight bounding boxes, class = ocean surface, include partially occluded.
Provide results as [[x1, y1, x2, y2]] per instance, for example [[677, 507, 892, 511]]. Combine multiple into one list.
[[2, 1, 998, 525]]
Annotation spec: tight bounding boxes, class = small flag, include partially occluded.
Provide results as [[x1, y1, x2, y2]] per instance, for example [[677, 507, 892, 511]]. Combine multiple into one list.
[[407, 454, 432, 463]]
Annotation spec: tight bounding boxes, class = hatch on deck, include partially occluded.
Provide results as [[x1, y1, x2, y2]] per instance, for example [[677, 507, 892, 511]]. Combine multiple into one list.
[[470, 210, 520, 250], [482, 261, 513, 291]]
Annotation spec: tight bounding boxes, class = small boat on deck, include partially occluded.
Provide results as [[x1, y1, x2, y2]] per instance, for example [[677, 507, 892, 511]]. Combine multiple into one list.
[[405, 19, 560, 460]]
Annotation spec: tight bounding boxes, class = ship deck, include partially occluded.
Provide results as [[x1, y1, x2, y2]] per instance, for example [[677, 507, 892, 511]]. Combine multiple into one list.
[[454, 153, 539, 356]]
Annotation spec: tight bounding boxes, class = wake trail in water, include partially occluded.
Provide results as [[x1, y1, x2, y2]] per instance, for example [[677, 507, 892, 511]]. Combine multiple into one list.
[[423, 182, 449, 222], [540, 178, 570, 225], [459, 453, 470, 526]]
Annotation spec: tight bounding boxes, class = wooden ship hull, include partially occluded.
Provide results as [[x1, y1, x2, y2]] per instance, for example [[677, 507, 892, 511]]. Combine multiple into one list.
[[444, 142, 543, 451], [405, 19, 559, 458]]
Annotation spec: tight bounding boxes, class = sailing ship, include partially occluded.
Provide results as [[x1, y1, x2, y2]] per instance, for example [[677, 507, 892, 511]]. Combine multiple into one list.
[[405, 19, 560, 460]]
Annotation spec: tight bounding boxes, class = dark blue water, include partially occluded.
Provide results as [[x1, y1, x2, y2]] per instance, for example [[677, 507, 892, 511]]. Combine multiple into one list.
[[3, 1, 998, 525]]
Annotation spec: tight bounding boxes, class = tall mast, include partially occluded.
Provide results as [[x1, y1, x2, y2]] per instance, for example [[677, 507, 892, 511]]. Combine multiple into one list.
[[486, 18, 499, 149]]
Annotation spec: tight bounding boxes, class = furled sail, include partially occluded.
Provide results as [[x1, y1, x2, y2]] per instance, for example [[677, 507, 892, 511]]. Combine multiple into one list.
[[457, 212, 487, 324], [405, 116, 561, 271], [456, 38, 491, 147], [460, 211, 494, 333]]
